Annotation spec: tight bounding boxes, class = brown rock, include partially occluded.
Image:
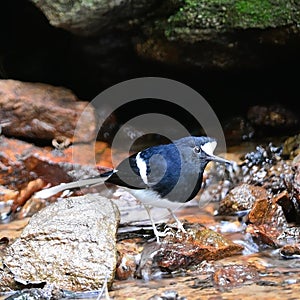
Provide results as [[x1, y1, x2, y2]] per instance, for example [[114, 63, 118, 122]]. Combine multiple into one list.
[[246, 224, 281, 247], [218, 183, 268, 215], [138, 225, 243, 278], [213, 264, 260, 291], [0, 136, 111, 213], [279, 243, 300, 259], [248, 198, 285, 226], [0, 79, 97, 143]]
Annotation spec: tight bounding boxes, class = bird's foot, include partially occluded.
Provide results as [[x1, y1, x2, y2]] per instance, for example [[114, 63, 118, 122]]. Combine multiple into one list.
[[153, 228, 167, 243], [175, 220, 187, 233], [167, 209, 187, 234]]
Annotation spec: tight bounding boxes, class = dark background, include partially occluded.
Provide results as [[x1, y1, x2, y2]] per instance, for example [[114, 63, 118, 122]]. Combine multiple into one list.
[[0, 0, 299, 139]]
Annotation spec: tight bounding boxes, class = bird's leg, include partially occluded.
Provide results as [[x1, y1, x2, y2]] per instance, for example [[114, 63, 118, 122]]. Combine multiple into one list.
[[144, 205, 165, 243], [168, 209, 187, 233]]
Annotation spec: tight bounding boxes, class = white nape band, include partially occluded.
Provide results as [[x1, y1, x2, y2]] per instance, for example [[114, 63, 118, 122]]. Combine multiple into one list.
[[136, 152, 148, 184], [200, 141, 217, 156]]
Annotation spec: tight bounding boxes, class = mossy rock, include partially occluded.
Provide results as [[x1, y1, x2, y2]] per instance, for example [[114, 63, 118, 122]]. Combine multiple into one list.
[[163, 0, 300, 42]]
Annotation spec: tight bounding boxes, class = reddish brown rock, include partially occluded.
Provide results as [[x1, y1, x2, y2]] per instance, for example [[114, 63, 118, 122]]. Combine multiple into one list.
[[246, 224, 281, 247], [213, 264, 260, 291], [0, 79, 97, 143], [279, 243, 300, 259], [138, 225, 244, 278], [218, 183, 268, 215], [0, 136, 111, 213], [247, 198, 285, 226]]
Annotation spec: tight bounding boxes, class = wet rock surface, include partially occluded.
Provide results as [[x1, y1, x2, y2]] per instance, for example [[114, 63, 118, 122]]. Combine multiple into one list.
[[1, 195, 120, 292], [0, 80, 97, 143], [218, 184, 269, 216], [213, 263, 260, 291], [136, 225, 243, 280], [0, 136, 112, 217]]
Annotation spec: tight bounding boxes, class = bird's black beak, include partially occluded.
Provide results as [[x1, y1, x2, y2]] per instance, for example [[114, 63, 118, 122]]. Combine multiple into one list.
[[207, 154, 233, 165]]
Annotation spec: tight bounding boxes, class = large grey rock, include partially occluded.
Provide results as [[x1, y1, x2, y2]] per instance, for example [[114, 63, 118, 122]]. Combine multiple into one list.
[[2, 195, 120, 291], [30, 0, 159, 36]]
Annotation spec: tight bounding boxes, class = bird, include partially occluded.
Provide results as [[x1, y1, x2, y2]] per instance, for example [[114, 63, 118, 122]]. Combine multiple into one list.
[[35, 136, 232, 242]]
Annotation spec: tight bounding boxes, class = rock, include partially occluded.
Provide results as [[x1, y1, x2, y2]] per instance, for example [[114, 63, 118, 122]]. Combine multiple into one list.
[[0, 136, 111, 215], [30, 0, 159, 36], [0, 80, 97, 143], [279, 243, 300, 259], [274, 190, 300, 224], [213, 264, 260, 291], [240, 144, 294, 194], [1, 195, 120, 291], [247, 198, 285, 226], [137, 0, 300, 69], [137, 225, 243, 279], [293, 155, 300, 207], [218, 184, 268, 215]]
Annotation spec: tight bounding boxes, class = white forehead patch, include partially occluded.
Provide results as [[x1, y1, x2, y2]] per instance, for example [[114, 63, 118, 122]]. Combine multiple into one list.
[[200, 141, 217, 156]]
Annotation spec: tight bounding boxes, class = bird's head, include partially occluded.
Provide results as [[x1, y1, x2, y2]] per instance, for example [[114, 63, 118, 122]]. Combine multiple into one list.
[[175, 136, 232, 167]]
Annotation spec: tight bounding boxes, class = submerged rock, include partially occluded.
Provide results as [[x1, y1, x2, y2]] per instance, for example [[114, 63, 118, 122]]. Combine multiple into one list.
[[1, 195, 120, 292]]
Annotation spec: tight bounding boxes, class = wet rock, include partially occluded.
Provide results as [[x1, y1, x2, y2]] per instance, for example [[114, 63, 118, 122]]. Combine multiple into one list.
[[115, 239, 142, 280], [292, 154, 300, 196], [279, 244, 300, 259], [246, 224, 282, 248], [3, 284, 63, 300], [242, 143, 282, 167], [240, 143, 294, 194], [137, 225, 243, 279], [0, 79, 97, 143], [274, 191, 300, 225], [218, 184, 268, 216], [247, 198, 285, 227], [213, 264, 260, 291], [277, 227, 300, 245], [0, 136, 111, 214], [148, 289, 186, 300], [1, 195, 120, 291], [244, 192, 288, 248], [0, 137, 37, 191]]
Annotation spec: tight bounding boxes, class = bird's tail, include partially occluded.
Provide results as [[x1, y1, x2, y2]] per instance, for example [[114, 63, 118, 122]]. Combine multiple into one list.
[[34, 171, 115, 199]]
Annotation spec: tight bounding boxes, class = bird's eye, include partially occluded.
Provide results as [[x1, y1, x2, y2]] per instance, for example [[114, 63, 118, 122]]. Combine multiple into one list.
[[194, 146, 201, 153]]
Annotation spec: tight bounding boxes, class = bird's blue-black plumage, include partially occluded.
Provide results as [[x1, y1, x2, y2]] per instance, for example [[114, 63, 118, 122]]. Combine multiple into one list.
[[104, 142, 182, 196], [104, 136, 214, 202]]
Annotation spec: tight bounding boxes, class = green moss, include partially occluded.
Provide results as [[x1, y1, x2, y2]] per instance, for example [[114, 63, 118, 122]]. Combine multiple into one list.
[[232, 0, 297, 28], [163, 0, 300, 41]]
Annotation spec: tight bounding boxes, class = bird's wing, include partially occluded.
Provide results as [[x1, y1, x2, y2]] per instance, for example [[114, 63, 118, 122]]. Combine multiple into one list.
[[105, 153, 148, 189]]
